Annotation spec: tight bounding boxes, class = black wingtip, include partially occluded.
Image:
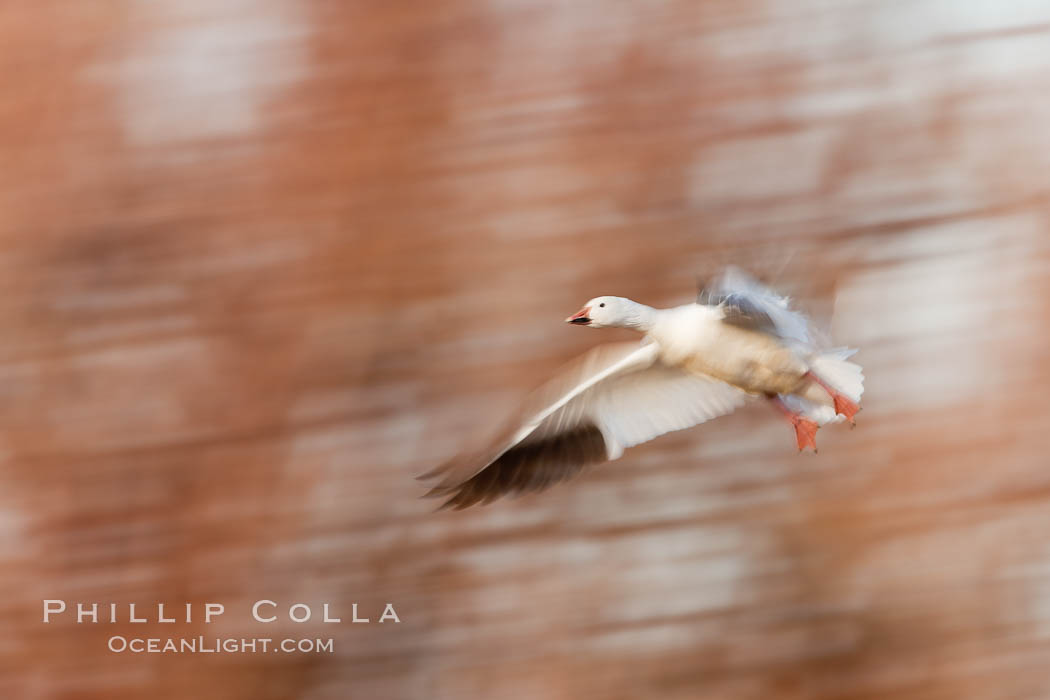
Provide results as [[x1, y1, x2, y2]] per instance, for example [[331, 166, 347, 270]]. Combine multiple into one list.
[[417, 456, 458, 482], [419, 485, 459, 512], [416, 467, 443, 481]]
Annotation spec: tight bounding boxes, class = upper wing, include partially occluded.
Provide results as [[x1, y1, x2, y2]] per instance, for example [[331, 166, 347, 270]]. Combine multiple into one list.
[[702, 266, 813, 345], [422, 343, 749, 509]]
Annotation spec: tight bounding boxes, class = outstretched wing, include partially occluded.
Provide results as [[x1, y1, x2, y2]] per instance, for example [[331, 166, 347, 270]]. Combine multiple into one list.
[[421, 343, 748, 509]]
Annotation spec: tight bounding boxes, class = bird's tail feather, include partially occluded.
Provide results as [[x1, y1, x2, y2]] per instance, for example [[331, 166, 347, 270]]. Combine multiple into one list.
[[810, 348, 864, 404], [780, 348, 864, 426]]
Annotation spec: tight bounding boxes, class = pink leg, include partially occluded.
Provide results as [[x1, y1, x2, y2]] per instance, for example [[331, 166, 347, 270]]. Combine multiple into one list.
[[805, 372, 860, 425], [769, 396, 819, 452]]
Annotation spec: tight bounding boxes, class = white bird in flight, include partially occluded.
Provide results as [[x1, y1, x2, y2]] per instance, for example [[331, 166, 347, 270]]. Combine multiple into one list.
[[421, 268, 863, 509]]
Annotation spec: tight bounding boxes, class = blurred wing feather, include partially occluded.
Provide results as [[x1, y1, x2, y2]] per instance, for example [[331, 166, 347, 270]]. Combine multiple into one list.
[[423, 343, 748, 509], [707, 266, 813, 345], [593, 367, 749, 458]]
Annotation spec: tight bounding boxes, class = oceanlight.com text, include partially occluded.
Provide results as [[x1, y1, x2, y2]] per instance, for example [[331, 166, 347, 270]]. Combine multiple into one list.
[[107, 636, 335, 654]]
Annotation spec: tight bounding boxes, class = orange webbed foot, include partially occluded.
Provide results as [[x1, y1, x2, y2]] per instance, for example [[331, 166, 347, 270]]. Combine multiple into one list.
[[833, 395, 860, 426], [791, 415, 819, 452], [806, 371, 860, 426]]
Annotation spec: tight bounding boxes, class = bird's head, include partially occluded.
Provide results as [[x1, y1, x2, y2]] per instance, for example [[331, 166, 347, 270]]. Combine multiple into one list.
[[565, 296, 635, 329]]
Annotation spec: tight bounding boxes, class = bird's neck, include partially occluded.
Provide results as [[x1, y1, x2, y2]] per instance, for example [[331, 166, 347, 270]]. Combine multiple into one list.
[[618, 301, 658, 332]]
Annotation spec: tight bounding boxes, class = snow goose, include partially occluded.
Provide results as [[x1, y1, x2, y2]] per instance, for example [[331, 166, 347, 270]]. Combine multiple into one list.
[[421, 268, 864, 509]]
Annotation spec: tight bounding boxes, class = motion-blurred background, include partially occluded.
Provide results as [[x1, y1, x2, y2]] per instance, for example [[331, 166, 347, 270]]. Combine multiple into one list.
[[3, 1, 1050, 698]]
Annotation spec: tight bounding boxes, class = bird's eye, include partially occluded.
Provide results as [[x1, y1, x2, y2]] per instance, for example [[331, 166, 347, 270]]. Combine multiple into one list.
[[599, 303, 605, 308]]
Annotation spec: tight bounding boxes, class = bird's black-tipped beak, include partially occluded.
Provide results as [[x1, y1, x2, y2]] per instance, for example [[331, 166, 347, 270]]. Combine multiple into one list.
[[566, 307, 592, 325]]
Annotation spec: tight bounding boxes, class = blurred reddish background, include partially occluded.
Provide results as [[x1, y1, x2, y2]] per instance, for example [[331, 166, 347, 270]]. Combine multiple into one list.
[[3, 1, 1050, 698]]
